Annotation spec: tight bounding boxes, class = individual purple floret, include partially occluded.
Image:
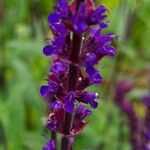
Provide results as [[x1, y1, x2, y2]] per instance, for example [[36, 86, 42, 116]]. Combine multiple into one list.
[[45, 101, 91, 136], [43, 140, 56, 150], [40, 0, 116, 149]]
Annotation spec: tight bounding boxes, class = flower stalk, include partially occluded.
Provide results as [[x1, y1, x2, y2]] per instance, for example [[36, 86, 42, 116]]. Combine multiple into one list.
[[61, 32, 82, 150]]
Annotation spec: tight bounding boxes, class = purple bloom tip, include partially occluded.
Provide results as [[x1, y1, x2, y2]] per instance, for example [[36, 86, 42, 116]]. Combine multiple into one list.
[[86, 66, 103, 84], [84, 92, 99, 108], [48, 80, 59, 93], [43, 140, 56, 150], [40, 80, 58, 97], [74, 3, 87, 33], [47, 120, 57, 131], [90, 4, 107, 26], [64, 101, 75, 113], [48, 13, 61, 24], [40, 85, 49, 97], [43, 45, 55, 56], [83, 53, 97, 66], [64, 92, 75, 113], [51, 61, 67, 76], [77, 104, 92, 119]]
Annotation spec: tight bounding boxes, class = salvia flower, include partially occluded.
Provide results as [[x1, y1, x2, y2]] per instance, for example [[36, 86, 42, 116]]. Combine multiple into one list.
[[40, 0, 116, 149], [43, 140, 56, 150], [45, 101, 91, 136]]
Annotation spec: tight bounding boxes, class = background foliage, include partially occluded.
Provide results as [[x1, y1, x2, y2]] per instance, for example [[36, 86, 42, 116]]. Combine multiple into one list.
[[0, 0, 150, 149]]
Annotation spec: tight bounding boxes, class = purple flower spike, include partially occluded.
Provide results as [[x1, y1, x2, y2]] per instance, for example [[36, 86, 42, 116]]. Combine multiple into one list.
[[40, 0, 116, 148], [64, 92, 75, 113], [43, 140, 56, 150]]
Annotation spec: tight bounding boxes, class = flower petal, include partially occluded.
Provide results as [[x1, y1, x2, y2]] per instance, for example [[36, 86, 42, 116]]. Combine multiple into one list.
[[92, 73, 103, 84], [51, 22, 68, 36], [58, 0, 69, 16], [64, 92, 75, 113], [51, 61, 67, 76], [64, 101, 74, 113], [40, 85, 49, 97], [48, 13, 61, 24], [77, 104, 92, 120], [53, 37, 65, 48], [74, 3, 87, 33], [83, 53, 97, 66], [48, 80, 59, 94], [43, 45, 55, 56], [86, 66, 103, 84], [89, 99, 98, 108], [83, 92, 99, 108], [43, 140, 56, 150], [90, 5, 107, 25], [47, 120, 57, 131], [53, 101, 64, 124]]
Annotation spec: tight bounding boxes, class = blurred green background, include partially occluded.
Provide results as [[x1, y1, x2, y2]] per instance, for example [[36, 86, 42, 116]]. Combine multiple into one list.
[[0, 0, 150, 149]]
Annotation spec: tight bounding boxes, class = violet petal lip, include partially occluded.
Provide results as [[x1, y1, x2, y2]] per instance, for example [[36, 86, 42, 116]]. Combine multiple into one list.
[[51, 61, 67, 76], [43, 45, 55, 56], [43, 140, 56, 150], [40, 85, 49, 97], [73, 3, 87, 33], [64, 92, 75, 113], [48, 13, 61, 24], [51, 23, 68, 36], [48, 80, 58, 93], [86, 66, 103, 84]]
